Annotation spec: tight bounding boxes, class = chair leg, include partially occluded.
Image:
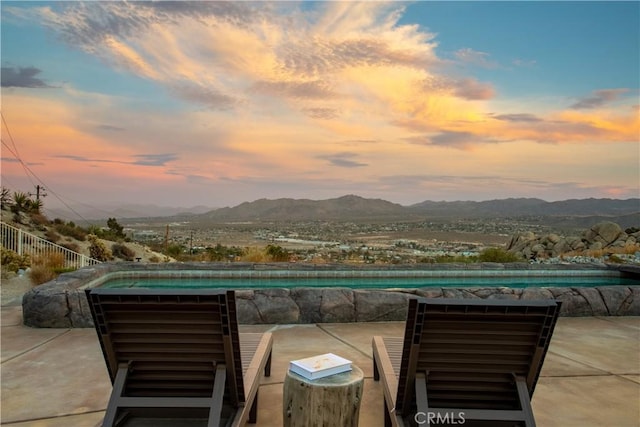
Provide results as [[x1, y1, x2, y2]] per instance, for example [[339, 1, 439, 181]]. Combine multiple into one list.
[[102, 364, 130, 427], [265, 351, 272, 377], [207, 364, 226, 427], [373, 356, 380, 381], [248, 390, 258, 423], [514, 376, 536, 427], [384, 400, 392, 427]]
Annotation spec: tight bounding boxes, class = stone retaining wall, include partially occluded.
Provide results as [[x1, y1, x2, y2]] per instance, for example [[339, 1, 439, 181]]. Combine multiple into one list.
[[21, 262, 640, 328]]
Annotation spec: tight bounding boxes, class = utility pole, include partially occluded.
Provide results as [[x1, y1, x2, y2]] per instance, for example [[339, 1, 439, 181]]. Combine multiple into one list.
[[35, 185, 46, 201], [29, 185, 47, 201], [164, 224, 169, 255]]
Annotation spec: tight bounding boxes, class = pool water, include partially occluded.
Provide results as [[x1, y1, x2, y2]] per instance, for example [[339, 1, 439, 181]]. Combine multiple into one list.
[[100, 275, 639, 290]]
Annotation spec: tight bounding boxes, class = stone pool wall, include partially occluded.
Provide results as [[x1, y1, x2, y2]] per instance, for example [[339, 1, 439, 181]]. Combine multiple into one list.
[[21, 262, 640, 328]]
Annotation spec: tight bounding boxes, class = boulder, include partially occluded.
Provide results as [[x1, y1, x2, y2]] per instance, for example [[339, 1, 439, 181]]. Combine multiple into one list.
[[507, 232, 536, 252], [320, 288, 356, 322], [521, 287, 554, 300], [622, 287, 640, 315], [23, 287, 72, 328], [584, 222, 623, 247], [547, 234, 561, 244], [548, 288, 593, 316], [416, 288, 444, 298], [252, 289, 300, 323], [589, 242, 603, 251], [575, 287, 609, 316], [354, 290, 410, 321], [67, 291, 94, 327], [565, 236, 582, 250], [290, 288, 323, 323], [443, 288, 480, 299], [552, 240, 570, 257], [236, 297, 263, 324], [598, 286, 633, 315], [531, 244, 546, 257]]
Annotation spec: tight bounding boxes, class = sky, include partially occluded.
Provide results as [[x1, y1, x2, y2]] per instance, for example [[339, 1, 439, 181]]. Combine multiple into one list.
[[1, 1, 639, 216]]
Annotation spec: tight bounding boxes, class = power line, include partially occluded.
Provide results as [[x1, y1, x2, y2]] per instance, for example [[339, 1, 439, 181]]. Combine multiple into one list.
[[0, 115, 95, 226], [1, 112, 21, 159], [1, 140, 37, 189]]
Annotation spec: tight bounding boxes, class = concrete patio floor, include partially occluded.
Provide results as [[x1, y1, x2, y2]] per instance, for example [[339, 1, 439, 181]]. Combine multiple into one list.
[[1, 304, 639, 427]]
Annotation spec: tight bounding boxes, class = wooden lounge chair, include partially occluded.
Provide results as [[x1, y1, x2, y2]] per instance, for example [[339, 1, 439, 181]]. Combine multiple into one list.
[[86, 288, 273, 427], [372, 298, 561, 427]]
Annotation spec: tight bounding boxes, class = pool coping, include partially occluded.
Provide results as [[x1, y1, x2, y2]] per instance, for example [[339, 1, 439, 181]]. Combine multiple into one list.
[[21, 262, 640, 327]]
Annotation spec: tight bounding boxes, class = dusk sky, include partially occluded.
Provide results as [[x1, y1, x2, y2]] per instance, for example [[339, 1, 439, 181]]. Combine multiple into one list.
[[1, 1, 639, 215]]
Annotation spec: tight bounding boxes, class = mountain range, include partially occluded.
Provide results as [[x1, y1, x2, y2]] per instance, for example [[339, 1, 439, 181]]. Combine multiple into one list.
[[47, 195, 640, 227], [198, 195, 640, 226]]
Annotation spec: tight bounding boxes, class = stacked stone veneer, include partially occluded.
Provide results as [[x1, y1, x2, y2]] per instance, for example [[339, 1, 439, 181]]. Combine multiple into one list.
[[21, 262, 640, 328]]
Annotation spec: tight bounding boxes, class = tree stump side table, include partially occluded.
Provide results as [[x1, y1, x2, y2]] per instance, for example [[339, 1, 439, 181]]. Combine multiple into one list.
[[283, 364, 364, 427]]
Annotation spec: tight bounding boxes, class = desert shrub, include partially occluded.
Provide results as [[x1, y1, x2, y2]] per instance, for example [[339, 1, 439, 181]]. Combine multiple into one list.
[[29, 265, 57, 285], [44, 229, 61, 244], [607, 254, 625, 264], [59, 242, 80, 253], [166, 244, 185, 258], [584, 248, 605, 258], [205, 244, 243, 261], [148, 255, 161, 263], [478, 247, 521, 263], [1, 248, 31, 272], [29, 252, 66, 286], [86, 225, 102, 236], [266, 244, 289, 262], [88, 219, 128, 242], [30, 213, 50, 227], [433, 255, 477, 264], [239, 247, 268, 262], [112, 243, 135, 261], [54, 221, 87, 241], [88, 235, 113, 261], [107, 218, 126, 239]]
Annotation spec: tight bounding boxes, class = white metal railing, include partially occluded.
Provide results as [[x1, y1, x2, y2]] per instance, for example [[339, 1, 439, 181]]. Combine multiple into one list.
[[1, 222, 101, 269]]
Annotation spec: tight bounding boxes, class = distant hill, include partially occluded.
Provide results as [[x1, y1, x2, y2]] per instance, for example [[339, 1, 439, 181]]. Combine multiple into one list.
[[201, 195, 407, 221], [192, 195, 639, 224], [409, 198, 640, 218]]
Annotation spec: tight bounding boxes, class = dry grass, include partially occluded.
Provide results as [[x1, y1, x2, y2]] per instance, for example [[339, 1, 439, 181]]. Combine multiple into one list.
[[239, 247, 269, 262], [29, 252, 66, 286], [563, 243, 639, 259]]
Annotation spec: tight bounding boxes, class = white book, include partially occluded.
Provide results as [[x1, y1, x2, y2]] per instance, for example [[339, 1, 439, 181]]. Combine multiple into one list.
[[289, 353, 352, 380]]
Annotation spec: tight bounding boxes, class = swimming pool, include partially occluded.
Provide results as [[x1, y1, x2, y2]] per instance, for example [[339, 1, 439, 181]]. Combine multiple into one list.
[[100, 274, 638, 289], [94, 268, 640, 290]]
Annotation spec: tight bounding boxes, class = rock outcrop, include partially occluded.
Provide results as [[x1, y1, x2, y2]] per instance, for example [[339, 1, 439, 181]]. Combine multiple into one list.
[[507, 222, 639, 260]]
